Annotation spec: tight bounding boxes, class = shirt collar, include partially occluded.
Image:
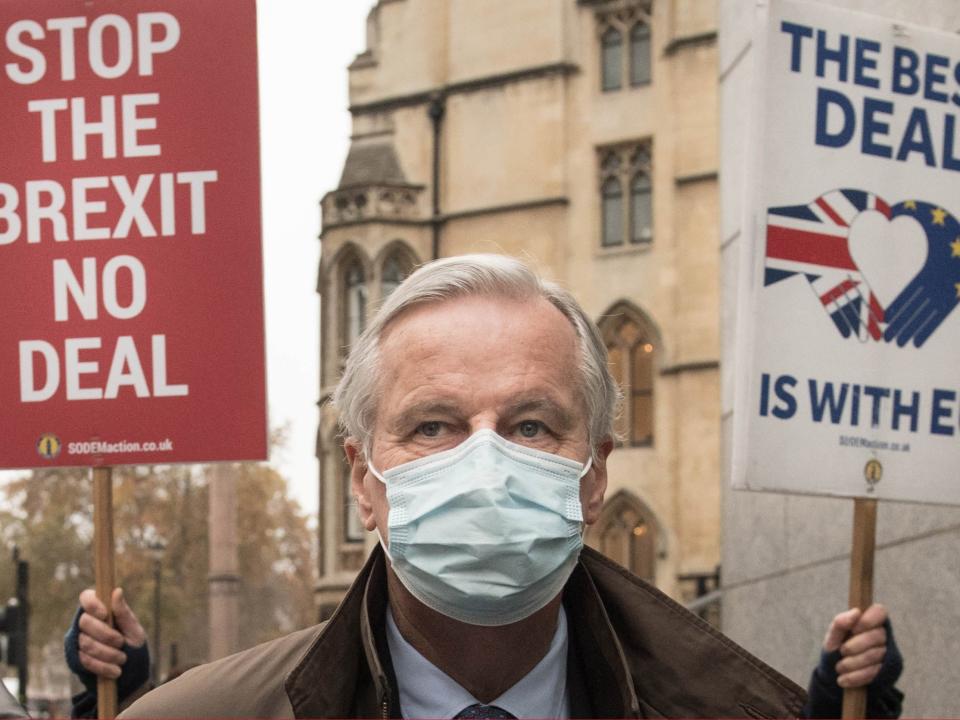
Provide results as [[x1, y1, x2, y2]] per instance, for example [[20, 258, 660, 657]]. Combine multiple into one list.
[[385, 605, 570, 719]]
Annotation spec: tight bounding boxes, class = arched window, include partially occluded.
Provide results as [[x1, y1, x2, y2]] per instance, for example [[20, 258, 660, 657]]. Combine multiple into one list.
[[600, 303, 656, 446], [589, 491, 659, 582], [598, 141, 652, 249], [630, 23, 651, 86], [381, 255, 404, 298], [601, 28, 623, 91], [601, 177, 623, 247], [381, 246, 415, 299], [343, 258, 367, 350], [629, 339, 654, 444], [630, 172, 652, 244]]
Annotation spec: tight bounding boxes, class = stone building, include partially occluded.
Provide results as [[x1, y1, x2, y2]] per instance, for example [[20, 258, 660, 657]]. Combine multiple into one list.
[[719, 1, 960, 715], [316, 0, 722, 619]]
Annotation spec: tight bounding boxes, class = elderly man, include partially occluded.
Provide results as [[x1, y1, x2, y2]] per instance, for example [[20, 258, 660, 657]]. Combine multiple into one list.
[[119, 254, 897, 718]]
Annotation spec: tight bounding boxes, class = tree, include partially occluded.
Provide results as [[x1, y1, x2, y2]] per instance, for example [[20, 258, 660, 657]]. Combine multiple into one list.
[[234, 462, 315, 645], [0, 467, 94, 666], [0, 458, 316, 687]]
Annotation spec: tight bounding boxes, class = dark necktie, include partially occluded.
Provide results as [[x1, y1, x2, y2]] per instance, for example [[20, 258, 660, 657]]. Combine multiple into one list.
[[454, 703, 516, 719]]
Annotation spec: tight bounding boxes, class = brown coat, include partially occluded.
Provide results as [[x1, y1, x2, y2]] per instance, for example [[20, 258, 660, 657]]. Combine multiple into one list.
[[121, 546, 806, 718]]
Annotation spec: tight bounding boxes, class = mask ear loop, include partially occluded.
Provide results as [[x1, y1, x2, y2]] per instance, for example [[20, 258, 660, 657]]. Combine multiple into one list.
[[362, 457, 393, 556], [577, 455, 594, 538], [578, 455, 594, 479], [367, 458, 388, 484]]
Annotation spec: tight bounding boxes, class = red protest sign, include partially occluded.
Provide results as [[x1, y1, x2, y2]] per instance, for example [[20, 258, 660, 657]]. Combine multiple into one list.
[[0, 0, 267, 468]]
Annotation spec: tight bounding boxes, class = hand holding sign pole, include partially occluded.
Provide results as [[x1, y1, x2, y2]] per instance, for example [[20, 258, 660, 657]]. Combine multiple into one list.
[[842, 494, 878, 720]]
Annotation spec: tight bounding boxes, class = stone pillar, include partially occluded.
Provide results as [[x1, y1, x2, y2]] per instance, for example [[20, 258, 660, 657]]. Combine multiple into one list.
[[208, 464, 240, 660]]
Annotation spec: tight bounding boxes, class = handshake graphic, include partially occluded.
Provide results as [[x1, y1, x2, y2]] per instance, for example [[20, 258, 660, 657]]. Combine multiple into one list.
[[765, 189, 960, 349]]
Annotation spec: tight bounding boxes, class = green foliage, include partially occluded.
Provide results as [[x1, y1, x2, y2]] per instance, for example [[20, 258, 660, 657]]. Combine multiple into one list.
[[0, 467, 94, 670], [234, 463, 315, 646], [0, 460, 316, 678]]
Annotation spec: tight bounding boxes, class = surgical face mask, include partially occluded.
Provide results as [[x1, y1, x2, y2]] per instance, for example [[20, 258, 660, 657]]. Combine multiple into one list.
[[368, 428, 592, 626]]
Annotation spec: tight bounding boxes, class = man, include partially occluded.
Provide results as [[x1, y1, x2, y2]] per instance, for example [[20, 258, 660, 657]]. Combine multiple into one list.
[[73, 593, 901, 717], [117, 254, 897, 717]]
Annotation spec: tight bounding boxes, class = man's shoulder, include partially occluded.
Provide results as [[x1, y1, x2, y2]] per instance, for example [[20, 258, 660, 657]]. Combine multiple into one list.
[[576, 548, 807, 718], [120, 624, 324, 719]]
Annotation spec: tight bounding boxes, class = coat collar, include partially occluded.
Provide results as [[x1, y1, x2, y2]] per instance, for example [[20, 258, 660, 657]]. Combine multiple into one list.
[[284, 549, 389, 718], [575, 547, 807, 718], [285, 546, 806, 719]]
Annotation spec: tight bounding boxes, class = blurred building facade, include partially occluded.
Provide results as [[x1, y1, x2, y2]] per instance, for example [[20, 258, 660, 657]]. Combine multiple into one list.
[[719, 1, 960, 715], [316, 0, 722, 618]]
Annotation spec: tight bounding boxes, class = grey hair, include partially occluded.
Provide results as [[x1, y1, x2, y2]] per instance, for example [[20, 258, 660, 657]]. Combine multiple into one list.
[[332, 254, 620, 457]]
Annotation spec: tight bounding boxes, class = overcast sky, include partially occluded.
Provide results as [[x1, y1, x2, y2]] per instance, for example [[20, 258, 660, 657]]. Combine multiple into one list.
[[255, 1, 375, 515]]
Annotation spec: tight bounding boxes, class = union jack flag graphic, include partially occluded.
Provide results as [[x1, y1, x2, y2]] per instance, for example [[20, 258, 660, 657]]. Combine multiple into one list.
[[765, 189, 885, 341]]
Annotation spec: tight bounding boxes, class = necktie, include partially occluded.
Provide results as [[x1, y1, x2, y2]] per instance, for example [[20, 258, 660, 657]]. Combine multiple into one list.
[[454, 703, 516, 719]]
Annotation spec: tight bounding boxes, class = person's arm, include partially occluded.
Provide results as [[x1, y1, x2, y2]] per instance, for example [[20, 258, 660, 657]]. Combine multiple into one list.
[[804, 604, 903, 719], [64, 588, 152, 719]]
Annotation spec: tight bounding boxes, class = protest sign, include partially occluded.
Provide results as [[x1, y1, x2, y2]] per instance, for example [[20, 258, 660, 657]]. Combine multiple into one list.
[[733, 0, 960, 506], [0, 0, 266, 469]]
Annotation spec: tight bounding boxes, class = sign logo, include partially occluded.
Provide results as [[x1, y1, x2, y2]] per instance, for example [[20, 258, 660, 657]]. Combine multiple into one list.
[[864, 459, 883, 491], [36, 433, 61, 460], [765, 189, 960, 347]]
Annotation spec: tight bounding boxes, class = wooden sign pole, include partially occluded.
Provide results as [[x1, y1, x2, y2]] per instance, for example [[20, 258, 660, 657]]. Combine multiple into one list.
[[841, 497, 877, 720], [93, 467, 118, 720]]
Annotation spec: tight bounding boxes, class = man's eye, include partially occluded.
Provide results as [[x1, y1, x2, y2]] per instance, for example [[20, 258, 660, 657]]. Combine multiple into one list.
[[518, 420, 543, 438], [417, 421, 443, 437]]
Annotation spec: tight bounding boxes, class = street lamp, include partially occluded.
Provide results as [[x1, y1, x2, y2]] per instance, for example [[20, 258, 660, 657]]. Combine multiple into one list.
[[146, 540, 166, 684]]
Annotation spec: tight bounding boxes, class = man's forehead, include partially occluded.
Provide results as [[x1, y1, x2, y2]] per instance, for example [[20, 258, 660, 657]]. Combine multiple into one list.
[[379, 293, 575, 346], [374, 294, 586, 418]]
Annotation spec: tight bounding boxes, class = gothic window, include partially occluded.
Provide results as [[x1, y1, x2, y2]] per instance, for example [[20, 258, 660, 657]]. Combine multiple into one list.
[[630, 22, 651, 85], [601, 28, 623, 91], [342, 256, 367, 351], [590, 491, 658, 582], [601, 177, 624, 247], [380, 244, 416, 299], [595, 1, 652, 92], [381, 255, 404, 299], [599, 302, 656, 446], [598, 141, 653, 248], [629, 339, 654, 444], [630, 172, 652, 244]]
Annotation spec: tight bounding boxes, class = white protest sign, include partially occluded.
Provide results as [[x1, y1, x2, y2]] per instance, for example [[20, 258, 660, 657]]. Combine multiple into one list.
[[733, 0, 960, 505]]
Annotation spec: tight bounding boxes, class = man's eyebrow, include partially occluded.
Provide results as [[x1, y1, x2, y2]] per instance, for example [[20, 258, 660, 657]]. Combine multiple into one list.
[[504, 398, 576, 429], [388, 401, 461, 427]]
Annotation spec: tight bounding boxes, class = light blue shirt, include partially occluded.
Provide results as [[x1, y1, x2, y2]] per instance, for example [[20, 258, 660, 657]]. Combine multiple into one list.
[[385, 605, 571, 719]]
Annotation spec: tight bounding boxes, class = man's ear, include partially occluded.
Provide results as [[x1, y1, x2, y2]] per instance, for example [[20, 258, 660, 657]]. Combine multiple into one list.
[[582, 438, 612, 525], [345, 438, 376, 531]]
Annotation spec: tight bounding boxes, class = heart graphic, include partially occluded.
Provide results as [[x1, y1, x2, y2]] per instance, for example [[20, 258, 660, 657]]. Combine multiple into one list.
[[765, 189, 960, 348], [848, 210, 928, 310]]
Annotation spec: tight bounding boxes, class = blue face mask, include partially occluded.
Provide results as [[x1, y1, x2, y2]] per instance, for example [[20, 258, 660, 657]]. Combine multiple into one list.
[[368, 428, 592, 626]]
